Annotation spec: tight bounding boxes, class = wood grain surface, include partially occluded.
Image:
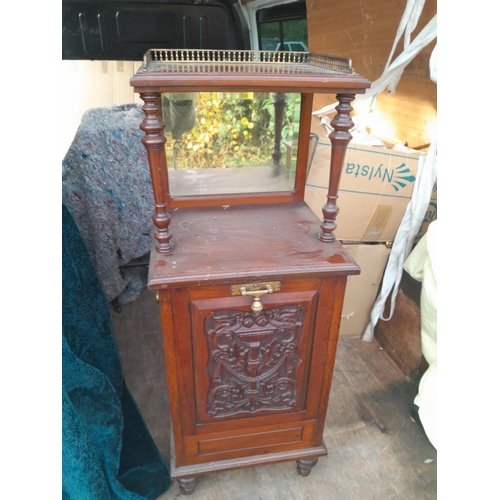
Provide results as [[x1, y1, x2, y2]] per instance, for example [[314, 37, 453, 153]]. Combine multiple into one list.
[[306, 0, 437, 150], [148, 202, 360, 289]]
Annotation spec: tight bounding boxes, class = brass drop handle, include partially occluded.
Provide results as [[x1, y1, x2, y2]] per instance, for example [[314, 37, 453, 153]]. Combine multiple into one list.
[[240, 285, 273, 314]]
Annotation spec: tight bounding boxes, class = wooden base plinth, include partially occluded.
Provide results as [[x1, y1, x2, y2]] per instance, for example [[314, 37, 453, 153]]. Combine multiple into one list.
[[170, 429, 328, 495]]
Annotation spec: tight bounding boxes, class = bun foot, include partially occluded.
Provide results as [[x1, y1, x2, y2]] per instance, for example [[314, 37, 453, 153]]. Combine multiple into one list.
[[178, 476, 199, 495], [296, 457, 319, 477]]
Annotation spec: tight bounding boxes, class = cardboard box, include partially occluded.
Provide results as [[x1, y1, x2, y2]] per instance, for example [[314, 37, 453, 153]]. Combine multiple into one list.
[[413, 181, 437, 246], [340, 243, 391, 337], [305, 141, 422, 242]]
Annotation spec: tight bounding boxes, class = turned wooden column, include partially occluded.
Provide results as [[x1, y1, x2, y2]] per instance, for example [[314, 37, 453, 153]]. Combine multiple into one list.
[[140, 92, 174, 254], [271, 92, 288, 175], [318, 93, 355, 242]]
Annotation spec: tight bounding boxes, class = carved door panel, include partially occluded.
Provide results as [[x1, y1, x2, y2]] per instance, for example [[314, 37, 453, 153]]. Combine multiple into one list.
[[191, 290, 318, 425]]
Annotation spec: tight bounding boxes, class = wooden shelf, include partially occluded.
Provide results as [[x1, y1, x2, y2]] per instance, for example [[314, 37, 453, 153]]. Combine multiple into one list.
[[148, 202, 360, 289]]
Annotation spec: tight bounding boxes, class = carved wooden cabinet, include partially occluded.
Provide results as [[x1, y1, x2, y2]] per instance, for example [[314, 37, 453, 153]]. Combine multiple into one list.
[[130, 49, 370, 494]]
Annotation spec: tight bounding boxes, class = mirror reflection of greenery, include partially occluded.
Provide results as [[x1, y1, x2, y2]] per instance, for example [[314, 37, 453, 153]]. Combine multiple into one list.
[[167, 92, 301, 169]]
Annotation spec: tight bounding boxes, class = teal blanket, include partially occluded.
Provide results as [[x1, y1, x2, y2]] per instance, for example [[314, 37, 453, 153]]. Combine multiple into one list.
[[62, 204, 170, 499]]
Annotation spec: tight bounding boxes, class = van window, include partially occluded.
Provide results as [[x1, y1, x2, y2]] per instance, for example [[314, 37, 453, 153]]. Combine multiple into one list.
[[258, 1, 308, 52]]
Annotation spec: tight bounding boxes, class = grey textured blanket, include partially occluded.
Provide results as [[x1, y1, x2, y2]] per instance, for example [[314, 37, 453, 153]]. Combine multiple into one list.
[[62, 104, 154, 304]]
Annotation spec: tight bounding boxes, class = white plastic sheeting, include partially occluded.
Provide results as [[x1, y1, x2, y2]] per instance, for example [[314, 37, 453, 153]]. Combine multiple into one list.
[[362, 133, 437, 341], [311, 0, 438, 341]]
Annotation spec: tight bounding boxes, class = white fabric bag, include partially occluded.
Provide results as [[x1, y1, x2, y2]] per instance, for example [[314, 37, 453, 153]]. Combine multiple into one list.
[[404, 220, 437, 448]]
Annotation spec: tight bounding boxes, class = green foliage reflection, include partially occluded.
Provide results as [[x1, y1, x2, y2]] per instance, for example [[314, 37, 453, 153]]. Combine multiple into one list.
[[165, 92, 301, 170]]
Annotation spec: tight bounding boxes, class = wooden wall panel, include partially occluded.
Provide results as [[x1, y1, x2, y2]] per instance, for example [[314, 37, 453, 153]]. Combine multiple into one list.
[[374, 288, 428, 383], [306, 0, 436, 150]]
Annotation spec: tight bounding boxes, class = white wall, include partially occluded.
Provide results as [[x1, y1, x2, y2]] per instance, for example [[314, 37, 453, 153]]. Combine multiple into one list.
[[61, 60, 143, 158]]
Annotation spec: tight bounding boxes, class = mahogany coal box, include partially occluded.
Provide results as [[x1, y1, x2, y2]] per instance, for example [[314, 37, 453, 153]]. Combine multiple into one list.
[[130, 49, 370, 495]]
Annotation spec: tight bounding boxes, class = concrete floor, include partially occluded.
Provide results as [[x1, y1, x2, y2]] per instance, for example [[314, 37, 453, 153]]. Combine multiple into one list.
[[111, 289, 437, 500]]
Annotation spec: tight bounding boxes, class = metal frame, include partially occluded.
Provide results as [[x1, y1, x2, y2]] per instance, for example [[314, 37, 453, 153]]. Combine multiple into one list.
[[142, 49, 352, 73]]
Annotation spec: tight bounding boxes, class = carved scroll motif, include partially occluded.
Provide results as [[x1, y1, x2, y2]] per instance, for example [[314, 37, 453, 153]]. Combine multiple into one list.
[[204, 305, 305, 418]]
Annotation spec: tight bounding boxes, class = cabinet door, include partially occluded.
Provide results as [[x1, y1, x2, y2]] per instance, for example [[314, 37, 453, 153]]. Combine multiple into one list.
[[162, 277, 345, 466], [191, 290, 318, 424]]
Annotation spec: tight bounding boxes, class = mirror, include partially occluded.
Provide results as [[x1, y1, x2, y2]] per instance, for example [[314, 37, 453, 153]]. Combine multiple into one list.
[[163, 92, 302, 197]]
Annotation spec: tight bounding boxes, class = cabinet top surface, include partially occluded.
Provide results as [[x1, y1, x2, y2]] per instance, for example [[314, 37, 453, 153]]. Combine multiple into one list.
[[148, 202, 360, 289], [130, 49, 371, 93]]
